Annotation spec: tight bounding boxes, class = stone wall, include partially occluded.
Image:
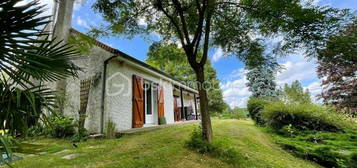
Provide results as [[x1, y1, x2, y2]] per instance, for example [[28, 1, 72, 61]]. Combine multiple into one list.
[[63, 42, 114, 133]]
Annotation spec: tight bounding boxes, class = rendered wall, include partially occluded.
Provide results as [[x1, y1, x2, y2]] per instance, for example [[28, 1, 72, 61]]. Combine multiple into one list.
[[63, 42, 114, 133], [105, 59, 175, 131]]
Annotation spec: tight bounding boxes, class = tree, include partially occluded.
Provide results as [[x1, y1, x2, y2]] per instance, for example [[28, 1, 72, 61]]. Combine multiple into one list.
[[93, 0, 346, 142], [146, 43, 228, 114], [244, 42, 279, 98], [283, 80, 312, 104], [316, 20, 357, 115], [0, 0, 79, 135], [246, 68, 279, 98]]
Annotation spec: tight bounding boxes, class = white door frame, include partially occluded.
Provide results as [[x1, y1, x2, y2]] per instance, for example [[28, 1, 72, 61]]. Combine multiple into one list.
[[144, 81, 154, 126]]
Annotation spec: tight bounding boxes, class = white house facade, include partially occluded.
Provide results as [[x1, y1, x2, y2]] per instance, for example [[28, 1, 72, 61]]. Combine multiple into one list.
[[48, 0, 200, 133]]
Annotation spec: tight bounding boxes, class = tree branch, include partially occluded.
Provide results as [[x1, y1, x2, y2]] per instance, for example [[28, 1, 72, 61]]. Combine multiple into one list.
[[200, 3, 213, 66], [156, 0, 186, 46], [215, 1, 282, 20], [192, 0, 207, 53], [172, 0, 191, 45]]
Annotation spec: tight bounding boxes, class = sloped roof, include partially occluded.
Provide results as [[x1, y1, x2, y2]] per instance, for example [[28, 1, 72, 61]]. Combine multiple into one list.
[[70, 28, 198, 94]]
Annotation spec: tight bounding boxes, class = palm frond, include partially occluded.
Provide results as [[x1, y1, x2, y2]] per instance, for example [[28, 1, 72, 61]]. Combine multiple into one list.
[[0, 0, 80, 87]]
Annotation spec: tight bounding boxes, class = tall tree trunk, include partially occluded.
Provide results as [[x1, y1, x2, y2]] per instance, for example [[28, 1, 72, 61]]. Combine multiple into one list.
[[196, 66, 213, 142]]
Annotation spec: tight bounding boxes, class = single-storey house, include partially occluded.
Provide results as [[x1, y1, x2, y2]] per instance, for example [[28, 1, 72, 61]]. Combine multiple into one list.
[[46, 0, 200, 133]]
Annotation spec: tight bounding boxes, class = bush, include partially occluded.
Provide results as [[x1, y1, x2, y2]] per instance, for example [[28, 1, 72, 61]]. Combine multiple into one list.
[[27, 114, 89, 141], [185, 127, 213, 153], [46, 114, 76, 138], [185, 127, 244, 165], [27, 124, 45, 137], [232, 108, 248, 119], [71, 126, 89, 142], [159, 117, 167, 125], [247, 97, 270, 125], [71, 117, 89, 142], [262, 102, 356, 132], [0, 134, 18, 165]]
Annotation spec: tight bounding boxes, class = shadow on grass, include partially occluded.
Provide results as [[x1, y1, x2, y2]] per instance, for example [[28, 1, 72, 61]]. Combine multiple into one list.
[[185, 127, 247, 166], [14, 143, 46, 154]]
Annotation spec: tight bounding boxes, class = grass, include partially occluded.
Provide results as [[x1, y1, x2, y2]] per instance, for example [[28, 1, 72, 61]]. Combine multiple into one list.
[[10, 120, 321, 168], [266, 128, 357, 168]]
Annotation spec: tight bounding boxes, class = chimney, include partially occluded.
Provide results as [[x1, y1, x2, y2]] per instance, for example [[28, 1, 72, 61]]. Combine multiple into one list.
[[52, 0, 75, 114], [52, 0, 75, 43]]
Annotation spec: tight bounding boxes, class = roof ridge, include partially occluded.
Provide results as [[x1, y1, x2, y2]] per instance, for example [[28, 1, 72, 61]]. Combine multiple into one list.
[[70, 28, 121, 54], [69, 28, 198, 93]]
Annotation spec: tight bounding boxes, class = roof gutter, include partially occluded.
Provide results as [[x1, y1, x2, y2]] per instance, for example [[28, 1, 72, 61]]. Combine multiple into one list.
[[115, 56, 198, 94], [100, 55, 118, 134]]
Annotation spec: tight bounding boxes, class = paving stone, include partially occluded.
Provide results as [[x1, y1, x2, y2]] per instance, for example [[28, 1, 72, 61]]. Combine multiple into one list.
[[54, 149, 70, 155], [62, 154, 77, 160]]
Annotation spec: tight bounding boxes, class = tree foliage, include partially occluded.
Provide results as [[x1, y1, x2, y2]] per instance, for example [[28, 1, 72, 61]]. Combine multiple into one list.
[[146, 43, 228, 114], [246, 68, 279, 98], [283, 80, 312, 104], [243, 41, 280, 99], [316, 20, 357, 115], [93, 0, 347, 141]]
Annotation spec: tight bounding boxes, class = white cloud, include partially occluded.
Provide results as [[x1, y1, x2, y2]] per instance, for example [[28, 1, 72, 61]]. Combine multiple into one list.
[[76, 16, 90, 29], [302, 0, 322, 5], [304, 81, 323, 103], [277, 55, 323, 103], [150, 31, 161, 39], [276, 61, 316, 85], [221, 68, 251, 108], [277, 55, 317, 85], [221, 54, 324, 108], [305, 81, 322, 96], [212, 47, 224, 63], [138, 18, 148, 26]]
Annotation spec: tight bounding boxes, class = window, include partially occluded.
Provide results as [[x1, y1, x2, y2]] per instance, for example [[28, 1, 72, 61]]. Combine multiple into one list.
[[144, 82, 152, 115]]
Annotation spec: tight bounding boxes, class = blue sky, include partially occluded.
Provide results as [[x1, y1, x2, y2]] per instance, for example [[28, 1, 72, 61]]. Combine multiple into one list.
[[38, 0, 356, 107]]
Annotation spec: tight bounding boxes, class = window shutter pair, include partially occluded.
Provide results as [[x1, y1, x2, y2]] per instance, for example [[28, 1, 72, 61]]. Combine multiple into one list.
[[132, 75, 164, 128]]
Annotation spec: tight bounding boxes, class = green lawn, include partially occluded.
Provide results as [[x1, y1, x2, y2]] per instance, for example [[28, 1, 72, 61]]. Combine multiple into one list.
[[11, 120, 321, 168]]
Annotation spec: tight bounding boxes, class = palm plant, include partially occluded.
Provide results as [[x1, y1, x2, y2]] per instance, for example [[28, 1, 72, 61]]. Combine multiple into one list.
[[1, 0, 79, 87], [0, 0, 79, 162]]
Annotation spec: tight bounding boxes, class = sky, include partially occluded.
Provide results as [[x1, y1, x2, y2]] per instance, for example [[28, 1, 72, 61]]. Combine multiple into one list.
[[35, 0, 356, 108]]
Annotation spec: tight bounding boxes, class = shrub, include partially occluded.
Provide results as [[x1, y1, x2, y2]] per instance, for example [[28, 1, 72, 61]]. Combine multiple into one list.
[[71, 126, 89, 142], [27, 114, 89, 141], [71, 116, 89, 142], [262, 102, 356, 132], [219, 108, 248, 120], [46, 114, 76, 138], [159, 117, 167, 125], [185, 127, 213, 153], [0, 134, 18, 165], [233, 108, 248, 119], [27, 124, 45, 137], [247, 97, 270, 125], [185, 127, 244, 165]]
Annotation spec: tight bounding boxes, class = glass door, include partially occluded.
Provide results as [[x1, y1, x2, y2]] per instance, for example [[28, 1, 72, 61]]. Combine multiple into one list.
[[144, 81, 158, 126]]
